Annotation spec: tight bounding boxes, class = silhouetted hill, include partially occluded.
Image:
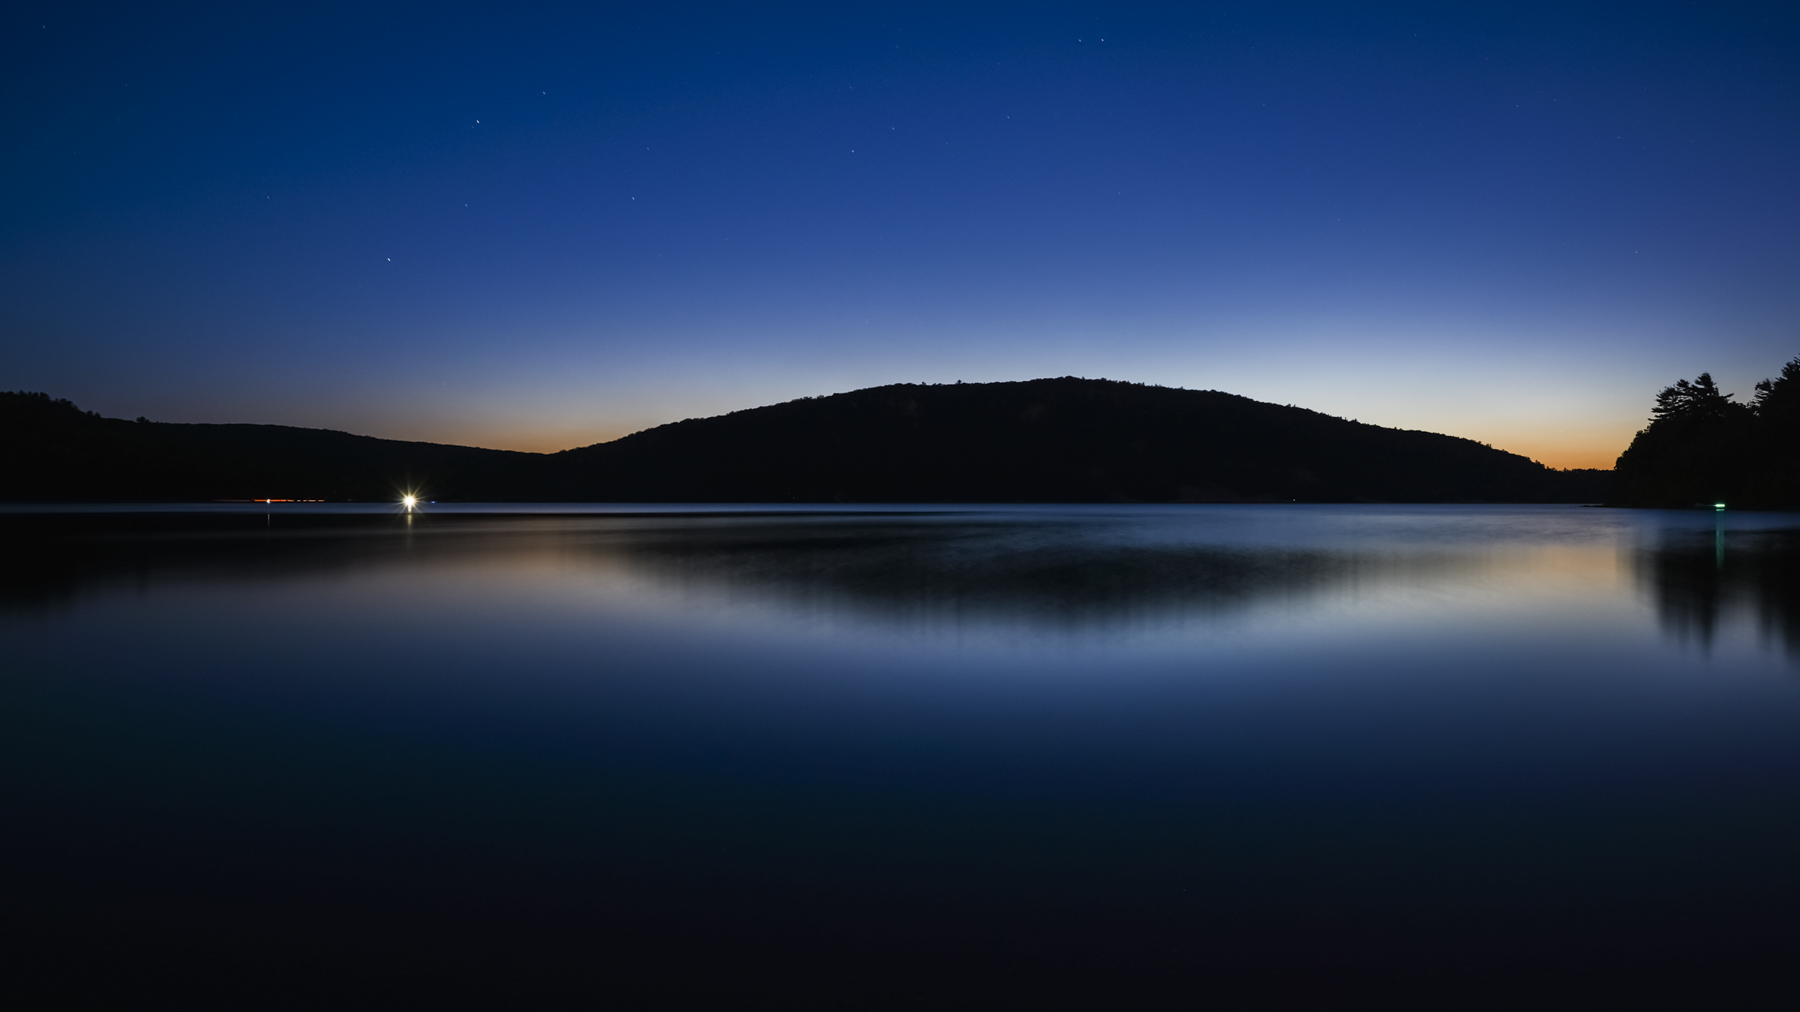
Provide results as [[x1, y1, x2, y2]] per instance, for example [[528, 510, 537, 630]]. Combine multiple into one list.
[[550, 379, 1608, 503], [3, 381, 1609, 503]]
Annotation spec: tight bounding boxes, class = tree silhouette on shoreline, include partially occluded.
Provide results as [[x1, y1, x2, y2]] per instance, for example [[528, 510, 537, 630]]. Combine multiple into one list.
[[1613, 358, 1800, 507]]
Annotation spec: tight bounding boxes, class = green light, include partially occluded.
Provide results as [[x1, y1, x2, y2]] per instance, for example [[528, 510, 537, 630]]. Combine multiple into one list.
[[1714, 503, 1726, 510]]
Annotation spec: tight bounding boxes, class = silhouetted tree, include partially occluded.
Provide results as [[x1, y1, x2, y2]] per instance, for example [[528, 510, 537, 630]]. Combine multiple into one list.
[[1751, 358, 1800, 417], [1653, 373, 1735, 421], [1746, 356, 1800, 505], [1613, 360, 1800, 508]]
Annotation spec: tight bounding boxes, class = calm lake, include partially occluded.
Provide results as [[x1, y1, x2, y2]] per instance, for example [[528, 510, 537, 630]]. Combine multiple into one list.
[[6, 503, 1800, 1003]]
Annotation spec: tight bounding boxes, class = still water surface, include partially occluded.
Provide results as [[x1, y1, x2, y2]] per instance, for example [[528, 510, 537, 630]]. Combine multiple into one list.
[[6, 504, 1800, 1000]]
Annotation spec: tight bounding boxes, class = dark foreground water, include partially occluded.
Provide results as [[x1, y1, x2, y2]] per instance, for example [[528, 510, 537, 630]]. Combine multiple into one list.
[[6, 504, 1800, 1006]]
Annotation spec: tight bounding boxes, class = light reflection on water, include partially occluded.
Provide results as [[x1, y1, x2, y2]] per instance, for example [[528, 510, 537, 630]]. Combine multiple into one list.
[[5, 504, 1800, 998]]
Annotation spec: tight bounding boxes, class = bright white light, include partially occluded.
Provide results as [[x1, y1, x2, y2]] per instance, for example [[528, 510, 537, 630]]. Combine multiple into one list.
[[402, 495, 418, 509]]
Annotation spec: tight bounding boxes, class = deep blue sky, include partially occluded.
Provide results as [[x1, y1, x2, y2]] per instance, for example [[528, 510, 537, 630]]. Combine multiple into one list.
[[5, 2, 1798, 466]]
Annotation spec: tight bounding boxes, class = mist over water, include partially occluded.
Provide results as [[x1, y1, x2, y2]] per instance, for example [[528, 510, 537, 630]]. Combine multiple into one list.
[[6, 504, 1800, 1000]]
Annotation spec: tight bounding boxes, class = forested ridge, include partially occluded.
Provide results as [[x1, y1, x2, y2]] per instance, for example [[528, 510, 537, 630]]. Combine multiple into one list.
[[3, 379, 1609, 503], [549, 379, 1607, 503]]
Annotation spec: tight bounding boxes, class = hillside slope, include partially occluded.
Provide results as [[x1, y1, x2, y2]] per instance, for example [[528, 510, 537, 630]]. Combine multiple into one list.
[[0, 392, 546, 501], [550, 379, 1608, 503]]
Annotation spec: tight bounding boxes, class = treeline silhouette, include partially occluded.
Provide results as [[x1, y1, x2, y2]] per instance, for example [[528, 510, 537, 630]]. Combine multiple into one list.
[[4, 379, 1609, 503], [1611, 357, 1800, 507]]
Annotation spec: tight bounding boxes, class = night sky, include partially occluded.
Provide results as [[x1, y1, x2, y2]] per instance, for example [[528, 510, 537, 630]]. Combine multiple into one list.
[[6, 3, 1798, 468]]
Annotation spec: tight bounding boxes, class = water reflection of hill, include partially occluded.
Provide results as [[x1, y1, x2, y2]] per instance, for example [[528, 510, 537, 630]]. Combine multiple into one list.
[[593, 520, 1396, 628], [1641, 527, 1800, 657], [2, 513, 1451, 629]]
